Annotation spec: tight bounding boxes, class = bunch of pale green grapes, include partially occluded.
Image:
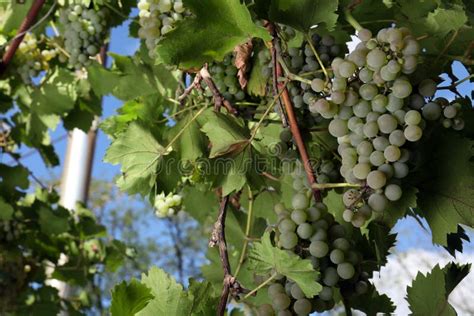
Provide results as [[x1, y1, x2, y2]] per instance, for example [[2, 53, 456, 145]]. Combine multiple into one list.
[[10, 33, 62, 84], [422, 97, 465, 130], [58, 4, 108, 68], [258, 164, 369, 315], [202, 53, 246, 102], [154, 192, 182, 217], [137, 0, 185, 58], [307, 27, 443, 227]]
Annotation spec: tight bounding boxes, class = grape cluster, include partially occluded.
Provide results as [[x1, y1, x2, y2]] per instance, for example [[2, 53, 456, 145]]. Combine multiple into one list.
[[203, 54, 246, 102], [58, 5, 108, 69], [10, 33, 62, 84], [154, 192, 182, 217], [423, 97, 465, 130], [137, 0, 186, 58], [259, 164, 369, 315], [306, 27, 439, 226]]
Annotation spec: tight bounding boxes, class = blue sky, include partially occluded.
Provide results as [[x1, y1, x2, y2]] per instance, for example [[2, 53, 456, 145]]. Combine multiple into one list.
[[14, 20, 473, 256]]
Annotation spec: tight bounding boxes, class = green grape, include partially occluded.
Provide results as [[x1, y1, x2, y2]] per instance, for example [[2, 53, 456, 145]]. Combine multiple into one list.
[[277, 310, 292, 316], [367, 112, 381, 122], [333, 238, 351, 251], [291, 210, 308, 225], [443, 105, 457, 119], [404, 110, 422, 125], [309, 241, 329, 258], [274, 203, 287, 214], [384, 145, 401, 162], [292, 193, 310, 210], [409, 94, 425, 110], [357, 28, 372, 41], [402, 38, 420, 56], [329, 224, 346, 239], [330, 249, 345, 264], [268, 283, 285, 297], [279, 218, 296, 232], [371, 94, 388, 113], [359, 67, 374, 83], [343, 189, 359, 207], [378, 163, 394, 179], [355, 281, 369, 295], [342, 209, 354, 222], [307, 207, 322, 221], [348, 117, 363, 131], [290, 283, 305, 300], [366, 48, 386, 69], [353, 163, 371, 180], [384, 183, 402, 201], [322, 267, 339, 286], [404, 125, 422, 142], [377, 114, 398, 134], [369, 151, 385, 166], [389, 130, 406, 147], [442, 118, 453, 128], [366, 170, 387, 189], [344, 89, 359, 106], [353, 100, 371, 118], [328, 119, 349, 137], [422, 102, 442, 121], [359, 84, 378, 101], [297, 223, 313, 239], [272, 292, 291, 310], [310, 229, 327, 242], [257, 304, 275, 316], [358, 204, 372, 218], [387, 59, 401, 74], [392, 79, 412, 99], [387, 93, 404, 112], [373, 136, 389, 151], [351, 212, 366, 228], [319, 286, 334, 301], [363, 122, 379, 138], [453, 118, 465, 130], [280, 232, 298, 249], [337, 262, 355, 279], [311, 78, 326, 92], [339, 61, 357, 78], [393, 162, 409, 179], [418, 79, 437, 97], [399, 148, 411, 162], [293, 299, 312, 315], [357, 141, 373, 156], [331, 91, 346, 104]]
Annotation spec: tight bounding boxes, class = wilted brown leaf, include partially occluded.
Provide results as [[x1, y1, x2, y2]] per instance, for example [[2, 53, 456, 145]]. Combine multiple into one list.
[[234, 40, 253, 89]]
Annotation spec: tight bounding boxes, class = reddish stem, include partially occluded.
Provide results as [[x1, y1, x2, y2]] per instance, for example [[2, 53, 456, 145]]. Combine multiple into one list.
[[0, 0, 47, 75]]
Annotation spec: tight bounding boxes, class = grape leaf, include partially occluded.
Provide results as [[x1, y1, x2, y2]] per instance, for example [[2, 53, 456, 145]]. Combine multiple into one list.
[[155, 0, 270, 69], [0, 164, 29, 192], [248, 232, 322, 297], [407, 263, 471, 316], [0, 197, 14, 220], [268, 0, 340, 32], [181, 185, 219, 224], [416, 132, 474, 246], [348, 286, 395, 316], [38, 207, 70, 235], [104, 122, 166, 196], [110, 280, 154, 316], [445, 226, 470, 257], [378, 185, 418, 227], [170, 112, 207, 162], [32, 68, 77, 115]]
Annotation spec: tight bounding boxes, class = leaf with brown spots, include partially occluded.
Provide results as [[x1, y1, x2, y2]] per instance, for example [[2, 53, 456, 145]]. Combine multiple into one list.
[[234, 40, 253, 89]]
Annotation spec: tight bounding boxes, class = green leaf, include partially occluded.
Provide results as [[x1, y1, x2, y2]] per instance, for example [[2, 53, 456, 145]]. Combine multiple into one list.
[[377, 185, 418, 226], [87, 64, 120, 97], [0, 164, 29, 192], [248, 232, 322, 297], [155, 0, 270, 69], [416, 132, 474, 246], [201, 110, 250, 158], [268, 0, 340, 32], [38, 207, 70, 235], [110, 280, 154, 316], [182, 185, 218, 224], [104, 122, 166, 196], [407, 263, 471, 316], [252, 190, 279, 224], [32, 68, 77, 115], [139, 267, 191, 315], [171, 112, 206, 162], [348, 286, 395, 316], [0, 197, 14, 220]]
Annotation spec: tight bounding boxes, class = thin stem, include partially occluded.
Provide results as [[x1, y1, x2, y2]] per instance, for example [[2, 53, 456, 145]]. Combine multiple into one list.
[[234, 186, 255, 279], [277, 55, 312, 85], [242, 273, 278, 301], [305, 34, 329, 82], [248, 83, 287, 144], [438, 74, 474, 90], [344, 9, 363, 31], [312, 182, 361, 190], [156, 103, 202, 124]]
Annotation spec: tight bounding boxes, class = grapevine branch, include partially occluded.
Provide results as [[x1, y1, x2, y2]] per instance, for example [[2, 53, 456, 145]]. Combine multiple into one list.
[[268, 23, 321, 202], [178, 72, 202, 105], [0, 0, 47, 75], [209, 195, 246, 316], [200, 67, 238, 115]]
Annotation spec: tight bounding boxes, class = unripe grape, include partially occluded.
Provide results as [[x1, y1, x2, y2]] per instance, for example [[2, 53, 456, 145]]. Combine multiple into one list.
[[330, 249, 345, 264], [404, 110, 422, 125], [418, 79, 437, 97], [393, 162, 409, 179], [292, 193, 309, 210], [366, 170, 387, 189], [297, 223, 313, 239], [404, 125, 422, 142], [309, 241, 329, 258], [359, 84, 378, 101], [366, 49, 386, 69], [290, 283, 305, 300], [377, 114, 398, 134], [357, 28, 372, 41], [384, 145, 401, 162], [280, 232, 298, 249], [293, 299, 312, 315], [443, 105, 457, 119], [268, 283, 285, 297], [272, 292, 291, 310], [384, 184, 402, 201], [392, 79, 412, 99], [337, 262, 355, 279], [422, 102, 442, 120], [322, 267, 339, 286]]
